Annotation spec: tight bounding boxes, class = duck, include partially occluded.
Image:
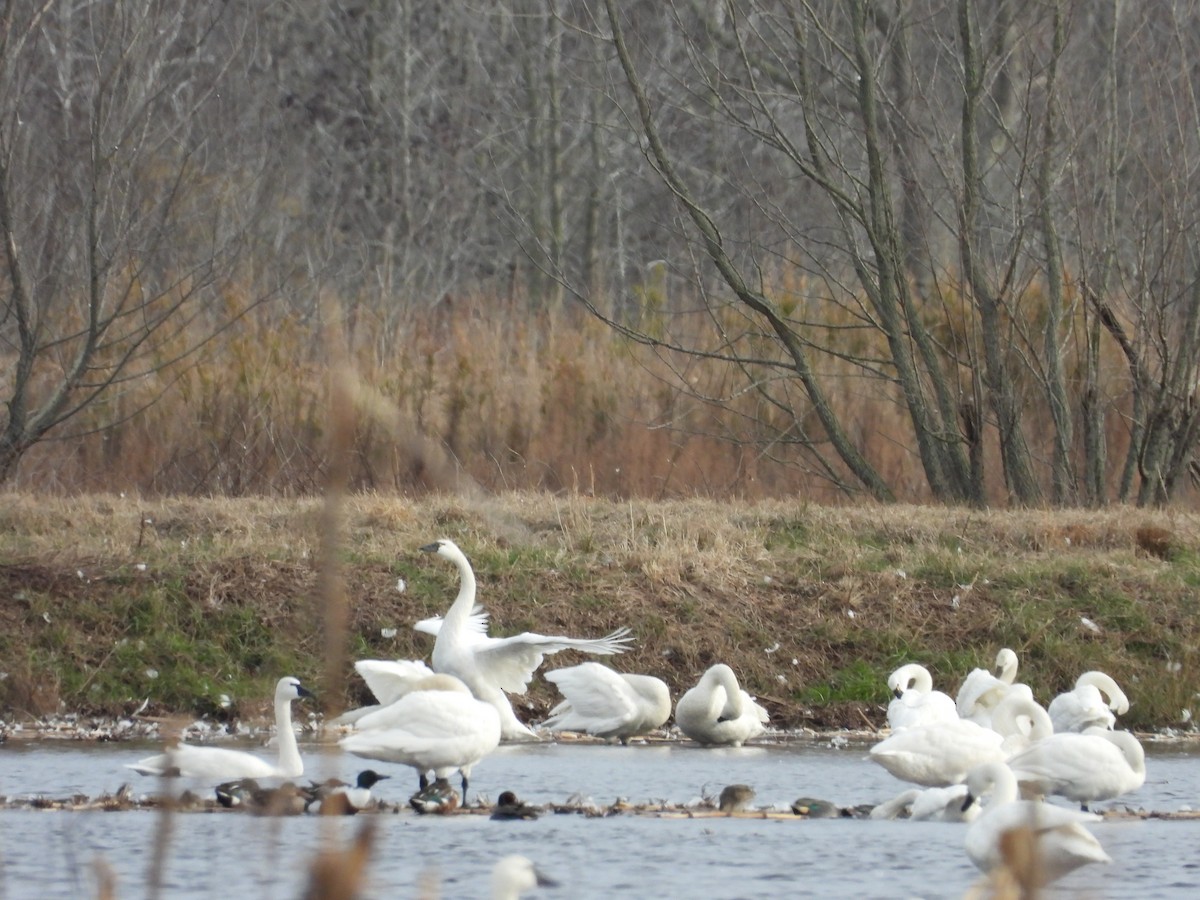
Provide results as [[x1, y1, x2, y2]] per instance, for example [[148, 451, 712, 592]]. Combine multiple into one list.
[[674, 663, 770, 747], [214, 778, 306, 815], [961, 761, 1111, 886], [1005, 728, 1146, 810], [718, 784, 756, 813], [542, 662, 670, 743], [1048, 671, 1130, 733], [490, 855, 558, 899], [338, 672, 501, 797], [128, 677, 312, 778], [305, 770, 390, 815], [956, 648, 1023, 727], [490, 790, 541, 820], [419, 538, 634, 742], [869, 716, 1007, 787], [409, 776, 461, 814], [884, 663, 958, 731]]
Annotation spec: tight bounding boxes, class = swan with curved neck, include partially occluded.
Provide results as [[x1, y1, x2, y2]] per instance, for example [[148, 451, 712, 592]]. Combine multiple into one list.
[[542, 662, 671, 743], [674, 663, 770, 747], [961, 761, 1111, 885], [956, 648, 1023, 726], [989, 689, 1053, 754], [1049, 671, 1130, 733], [420, 538, 634, 742], [885, 663, 958, 731], [128, 677, 312, 778]]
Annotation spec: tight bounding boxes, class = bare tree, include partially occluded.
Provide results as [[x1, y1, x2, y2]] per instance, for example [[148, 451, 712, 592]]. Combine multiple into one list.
[[0, 1, 281, 482]]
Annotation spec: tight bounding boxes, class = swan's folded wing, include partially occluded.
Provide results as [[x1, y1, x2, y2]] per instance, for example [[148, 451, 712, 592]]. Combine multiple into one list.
[[354, 659, 434, 706], [543, 663, 638, 734], [474, 627, 635, 695], [742, 691, 771, 724]]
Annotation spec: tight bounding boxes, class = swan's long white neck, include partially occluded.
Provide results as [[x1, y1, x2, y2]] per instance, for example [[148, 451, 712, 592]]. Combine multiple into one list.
[[441, 546, 478, 628], [274, 693, 303, 777], [1080, 671, 1129, 713], [907, 665, 933, 694], [991, 694, 1052, 743], [983, 763, 1019, 806], [707, 665, 743, 717]]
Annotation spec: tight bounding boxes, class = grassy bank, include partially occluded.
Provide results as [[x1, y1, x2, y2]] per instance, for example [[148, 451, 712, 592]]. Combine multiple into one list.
[[1, 492, 1197, 732]]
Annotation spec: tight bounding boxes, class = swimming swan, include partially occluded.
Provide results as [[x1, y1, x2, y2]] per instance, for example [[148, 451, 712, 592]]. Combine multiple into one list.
[[674, 663, 770, 746], [128, 676, 313, 778], [543, 662, 671, 742], [338, 672, 501, 796], [491, 855, 558, 899], [328, 658, 435, 726], [1005, 728, 1146, 810], [885, 663, 958, 731], [869, 717, 1007, 787], [1048, 671, 1130, 733], [956, 648, 1022, 726], [420, 538, 634, 741], [961, 761, 1111, 886]]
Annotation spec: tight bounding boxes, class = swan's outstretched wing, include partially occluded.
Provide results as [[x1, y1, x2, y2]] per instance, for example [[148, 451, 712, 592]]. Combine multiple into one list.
[[472, 627, 635, 695], [354, 659, 435, 706], [414, 606, 490, 637], [543, 663, 639, 735]]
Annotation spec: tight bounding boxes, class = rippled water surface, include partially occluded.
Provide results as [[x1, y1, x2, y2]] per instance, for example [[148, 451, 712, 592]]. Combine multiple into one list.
[[2, 738, 1198, 898]]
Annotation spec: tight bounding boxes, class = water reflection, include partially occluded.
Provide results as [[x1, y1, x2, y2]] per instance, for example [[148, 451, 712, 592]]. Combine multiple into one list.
[[1, 739, 1197, 898]]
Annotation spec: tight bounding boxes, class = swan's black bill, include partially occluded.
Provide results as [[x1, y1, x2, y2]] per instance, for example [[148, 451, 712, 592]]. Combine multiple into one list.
[[420, 541, 443, 553]]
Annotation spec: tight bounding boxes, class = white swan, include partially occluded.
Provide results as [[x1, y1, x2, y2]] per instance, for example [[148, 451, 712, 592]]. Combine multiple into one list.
[[1005, 728, 1146, 810], [1048, 671, 1130, 733], [542, 662, 671, 743], [420, 539, 635, 741], [956, 648, 1022, 726], [869, 717, 1007, 787], [989, 690, 1054, 755], [885, 663, 958, 731], [962, 761, 1111, 886], [128, 677, 312, 778], [674, 663, 770, 746], [869, 784, 979, 822], [328, 658, 435, 726], [491, 855, 558, 899], [338, 672, 501, 795]]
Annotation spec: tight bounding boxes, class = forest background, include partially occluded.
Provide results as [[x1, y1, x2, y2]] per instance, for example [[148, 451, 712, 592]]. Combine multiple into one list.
[[3, 1, 1200, 507]]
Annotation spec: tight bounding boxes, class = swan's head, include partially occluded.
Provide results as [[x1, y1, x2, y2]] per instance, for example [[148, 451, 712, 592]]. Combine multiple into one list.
[[491, 855, 558, 895], [993, 648, 1019, 681], [420, 538, 461, 559], [277, 676, 315, 703]]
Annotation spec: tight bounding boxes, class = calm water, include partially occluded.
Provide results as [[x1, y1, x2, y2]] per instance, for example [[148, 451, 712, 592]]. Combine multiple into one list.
[[1, 737, 1198, 898]]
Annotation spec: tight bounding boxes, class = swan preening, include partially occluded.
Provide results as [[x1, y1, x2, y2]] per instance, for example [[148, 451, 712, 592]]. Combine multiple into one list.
[[338, 672, 501, 795], [1048, 671, 1130, 733], [128, 677, 313, 779], [421, 538, 635, 741], [542, 662, 671, 742], [674, 663, 770, 746], [956, 648, 1023, 726], [962, 761, 1111, 886], [885, 663, 958, 731], [869, 784, 979, 822]]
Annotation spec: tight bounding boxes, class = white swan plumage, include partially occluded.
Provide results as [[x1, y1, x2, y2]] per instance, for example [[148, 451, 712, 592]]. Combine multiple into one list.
[[541, 662, 670, 742], [956, 648, 1022, 726], [128, 676, 312, 779], [885, 663, 958, 731], [1047, 671, 1130, 733], [674, 663, 770, 746], [1005, 728, 1146, 809], [419, 538, 634, 741], [338, 672, 501, 795], [491, 855, 558, 899], [869, 784, 979, 822], [961, 761, 1111, 886], [328, 658, 435, 726], [869, 717, 1007, 787], [989, 690, 1054, 756]]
